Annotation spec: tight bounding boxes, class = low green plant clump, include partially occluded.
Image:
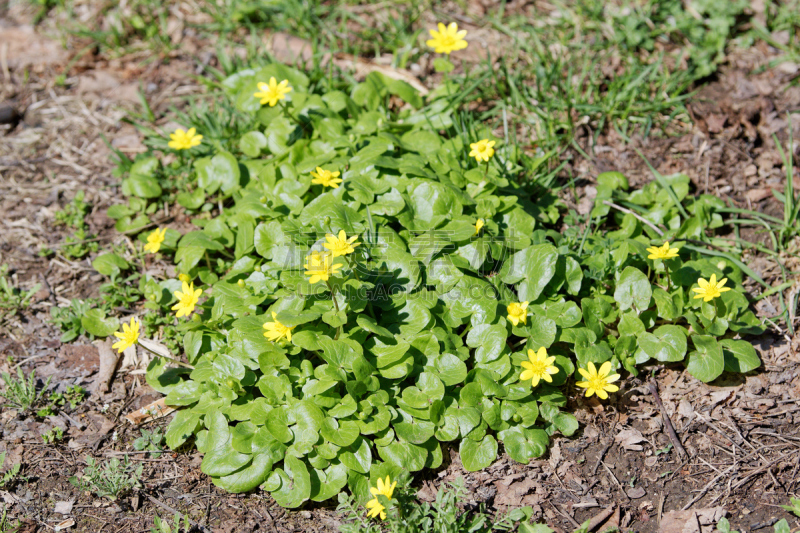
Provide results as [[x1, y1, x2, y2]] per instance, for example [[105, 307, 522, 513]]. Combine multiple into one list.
[[0, 452, 22, 490], [51, 190, 99, 260], [338, 477, 529, 533], [0, 265, 40, 321], [0, 368, 50, 412], [151, 513, 192, 533], [79, 47, 767, 517], [41, 427, 65, 444], [133, 427, 165, 457], [69, 456, 143, 500]]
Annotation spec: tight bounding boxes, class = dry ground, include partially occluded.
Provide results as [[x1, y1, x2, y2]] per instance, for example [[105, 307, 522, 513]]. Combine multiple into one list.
[[1, 3, 799, 533]]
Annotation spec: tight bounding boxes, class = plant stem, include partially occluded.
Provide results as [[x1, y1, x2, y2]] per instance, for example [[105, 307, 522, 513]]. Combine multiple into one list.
[[136, 342, 194, 369]]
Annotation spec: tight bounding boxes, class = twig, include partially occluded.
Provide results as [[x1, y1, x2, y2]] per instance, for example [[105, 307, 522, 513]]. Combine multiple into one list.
[[649, 380, 689, 459], [681, 463, 737, 510], [750, 518, 780, 530], [587, 505, 616, 532], [548, 501, 581, 529], [143, 492, 212, 533], [592, 440, 613, 475], [600, 461, 630, 502], [602, 201, 665, 236]]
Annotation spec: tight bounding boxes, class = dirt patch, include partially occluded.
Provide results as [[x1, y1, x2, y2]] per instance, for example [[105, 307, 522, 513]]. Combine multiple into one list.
[[2, 6, 800, 533]]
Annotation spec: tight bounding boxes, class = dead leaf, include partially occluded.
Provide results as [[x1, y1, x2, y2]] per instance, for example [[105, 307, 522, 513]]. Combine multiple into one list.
[[91, 339, 119, 393], [493, 474, 538, 507], [124, 397, 175, 425], [332, 55, 429, 96], [659, 507, 726, 533], [54, 500, 74, 515], [615, 427, 647, 451], [54, 518, 75, 531]]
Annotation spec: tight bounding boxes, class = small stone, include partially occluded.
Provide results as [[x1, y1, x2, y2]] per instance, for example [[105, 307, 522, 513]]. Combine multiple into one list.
[[627, 486, 646, 499]]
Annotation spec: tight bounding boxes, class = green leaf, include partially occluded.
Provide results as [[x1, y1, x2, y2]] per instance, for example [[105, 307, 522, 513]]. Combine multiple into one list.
[[165, 410, 201, 449], [499, 426, 548, 463], [500, 244, 559, 302], [339, 436, 372, 474], [239, 131, 267, 158], [197, 152, 241, 194], [212, 453, 273, 493], [124, 174, 162, 198], [310, 463, 348, 502], [638, 325, 687, 362], [614, 266, 652, 312], [720, 339, 760, 373], [685, 335, 724, 382], [268, 456, 311, 508], [459, 435, 498, 472], [177, 188, 205, 210], [81, 308, 119, 337], [92, 253, 130, 277]]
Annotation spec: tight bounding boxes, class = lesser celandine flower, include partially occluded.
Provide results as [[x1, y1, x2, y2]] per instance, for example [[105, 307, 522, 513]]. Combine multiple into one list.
[[646, 241, 679, 260], [112, 317, 140, 354], [172, 281, 202, 318], [474, 219, 485, 235], [253, 77, 292, 107], [366, 476, 397, 520], [263, 312, 295, 343], [143, 227, 166, 254], [520, 347, 559, 387], [168, 128, 202, 150], [324, 230, 360, 257], [426, 22, 468, 54], [178, 273, 191, 283], [310, 167, 342, 188], [304, 251, 342, 284], [576, 361, 620, 400], [469, 139, 495, 163], [692, 274, 731, 302], [507, 301, 528, 327]]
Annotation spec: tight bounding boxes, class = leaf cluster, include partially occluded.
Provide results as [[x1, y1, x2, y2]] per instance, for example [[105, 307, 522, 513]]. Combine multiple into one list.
[[99, 64, 764, 508]]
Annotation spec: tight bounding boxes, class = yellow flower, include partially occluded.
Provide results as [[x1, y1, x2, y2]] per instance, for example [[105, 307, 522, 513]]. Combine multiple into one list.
[[253, 77, 292, 107], [366, 476, 397, 520], [172, 281, 202, 318], [143, 227, 167, 254], [474, 219, 485, 235], [178, 273, 191, 283], [112, 317, 140, 354], [507, 301, 528, 327], [646, 241, 679, 260], [692, 274, 731, 302], [324, 230, 360, 257], [304, 251, 342, 284], [310, 167, 342, 189], [366, 498, 386, 520], [520, 347, 559, 387], [469, 139, 496, 163], [576, 361, 620, 400], [263, 312, 295, 343], [426, 22, 468, 54], [168, 127, 202, 150]]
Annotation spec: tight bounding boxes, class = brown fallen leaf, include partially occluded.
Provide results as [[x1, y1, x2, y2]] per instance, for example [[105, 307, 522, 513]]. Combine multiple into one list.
[[91, 339, 119, 393], [124, 397, 175, 425], [659, 507, 726, 533], [332, 55, 429, 95], [615, 427, 647, 451], [54, 518, 75, 531]]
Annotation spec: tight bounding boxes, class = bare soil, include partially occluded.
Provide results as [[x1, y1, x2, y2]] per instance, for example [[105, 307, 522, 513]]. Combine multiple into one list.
[[1, 3, 799, 533]]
